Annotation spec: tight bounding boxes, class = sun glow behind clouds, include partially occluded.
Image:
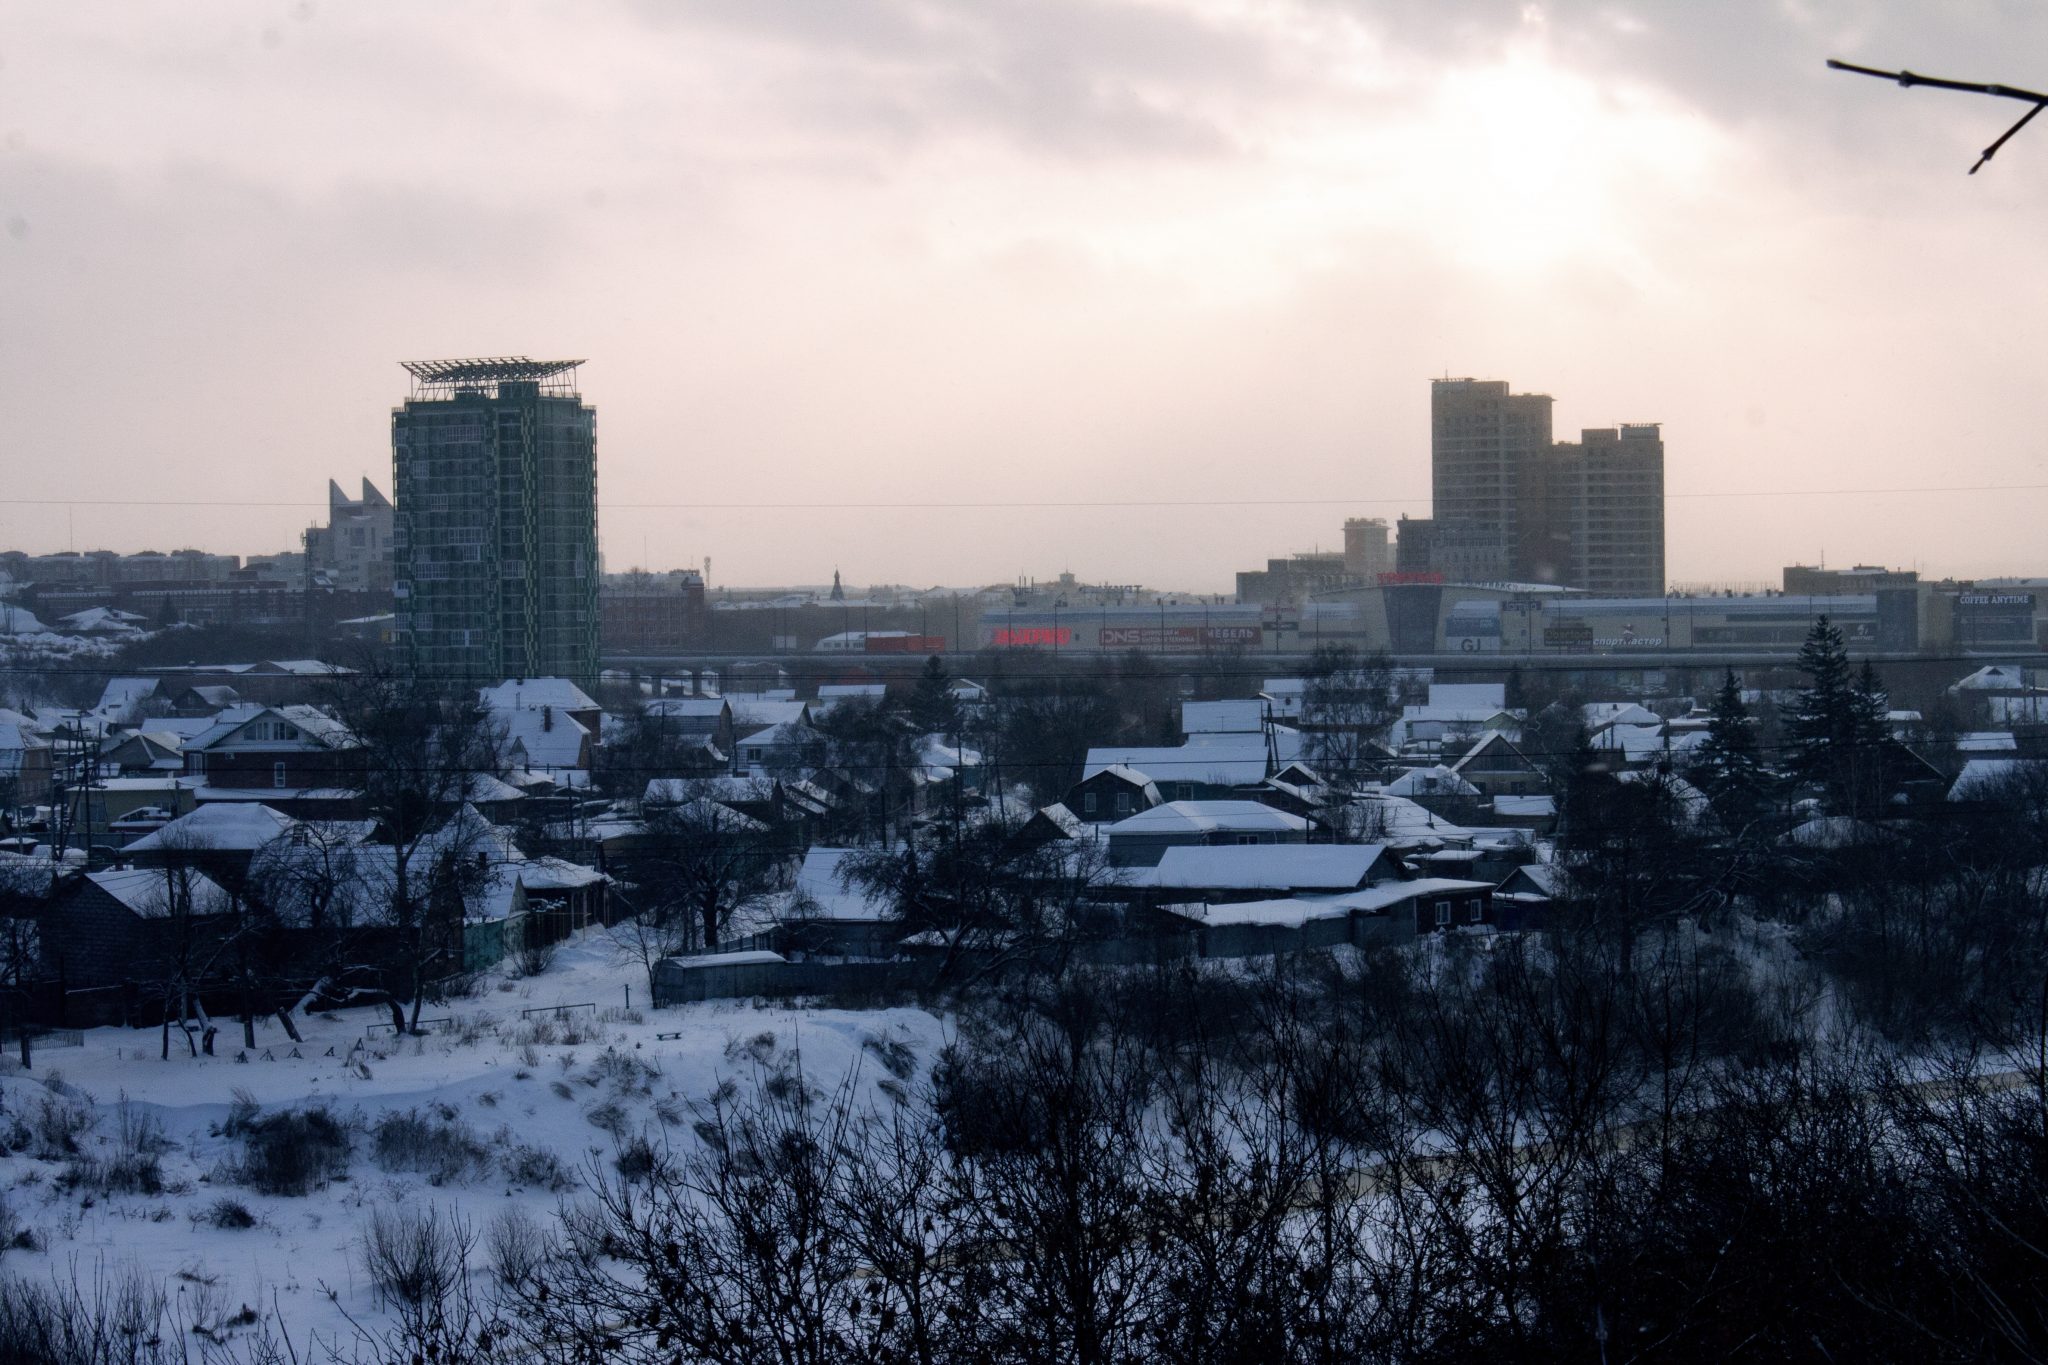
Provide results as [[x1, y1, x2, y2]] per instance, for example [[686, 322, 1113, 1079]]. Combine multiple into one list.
[[907, 18, 1733, 309]]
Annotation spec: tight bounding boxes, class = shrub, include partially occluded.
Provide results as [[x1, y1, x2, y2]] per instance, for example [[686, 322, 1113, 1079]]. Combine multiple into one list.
[[204, 1198, 256, 1231], [222, 1088, 261, 1137], [362, 1205, 473, 1311], [0, 1267, 177, 1364], [484, 1207, 552, 1289], [370, 1110, 490, 1186], [500, 1143, 570, 1192], [233, 1108, 351, 1196], [62, 1101, 164, 1197], [514, 935, 558, 979], [862, 1032, 917, 1081], [614, 1136, 660, 1182], [27, 1095, 92, 1161]]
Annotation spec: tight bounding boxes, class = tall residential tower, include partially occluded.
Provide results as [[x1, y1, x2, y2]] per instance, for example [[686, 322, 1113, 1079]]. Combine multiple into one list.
[[392, 357, 599, 686], [1422, 377, 1665, 595]]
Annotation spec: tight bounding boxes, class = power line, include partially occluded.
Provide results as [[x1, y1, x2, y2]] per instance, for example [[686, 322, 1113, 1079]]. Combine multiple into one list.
[[3, 483, 2048, 511]]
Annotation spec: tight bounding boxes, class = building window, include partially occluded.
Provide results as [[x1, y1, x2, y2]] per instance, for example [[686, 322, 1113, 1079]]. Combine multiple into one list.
[[272, 762, 287, 789], [1237, 834, 1260, 845], [1115, 792, 1130, 813], [1084, 792, 1098, 814], [1434, 901, 1452, 927], [1467, 902, 1484, 923]]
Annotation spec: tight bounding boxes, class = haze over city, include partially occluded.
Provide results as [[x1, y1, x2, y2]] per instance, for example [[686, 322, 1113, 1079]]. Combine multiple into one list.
[[5, 1, 2048, 589]]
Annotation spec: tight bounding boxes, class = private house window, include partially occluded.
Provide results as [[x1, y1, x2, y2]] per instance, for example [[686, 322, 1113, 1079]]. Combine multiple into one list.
[[1084, 792, 1098, 814], [190, 752, 205, 773], [1435, 901, 1452, 927], [1115, 792, 1130, 813], [272, 762, 287, 789], [1467, 902, 1484, 923], [1237, 834, 1260, 845], [1178, 783, 1195, 801]]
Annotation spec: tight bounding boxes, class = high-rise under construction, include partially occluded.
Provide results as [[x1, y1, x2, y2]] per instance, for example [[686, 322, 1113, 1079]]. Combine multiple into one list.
[[392, 357, 599, 687]]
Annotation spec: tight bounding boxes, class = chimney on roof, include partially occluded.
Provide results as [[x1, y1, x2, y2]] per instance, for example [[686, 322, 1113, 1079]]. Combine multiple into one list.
[[542, 705, 553, 732]]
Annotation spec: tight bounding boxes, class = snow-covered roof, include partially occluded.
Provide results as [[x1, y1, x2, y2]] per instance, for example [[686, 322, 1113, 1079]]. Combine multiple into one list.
[[84, 867, 231, 919], [1330, 877, 1495, 913], [185, 704, 353, 753], [479, 678, 600, 714], [59, 607, 147, 633], [1030, 803, 1088, 839], [518, 857, 609, 892], [500, 707, 590, 770], [252, 659, 351, 677], [1132, 843, 1389, 892], [645, 774, 776, 806], [787, 848, 895, 922], [1614, 770, 1713, 823], [124, 802, 295, 853], [1503, 863, 1566, 897], [1957, 731, 2018, 754], [1492, 794, 1557, 818], [1165, 897, 1352, 928], [728, 700, 810, 729], [738, 720, 811, 750], [1428, 683, 1506, 711], [1383, 765, 1480, 799], [818, 683, 886, 700], [1949, 664, 2037, 694], [459, 772, 527, 804], [96, 677, 163, 714], [1782, 816, 1884, 849], [1107, 800, 1307, 838], [1949, 758, 2046, 801], [1591, 724, 1668, 762], [1583, 701, 1661, 731], [1182, 700, 1265, 734], [1082, 742, 1268, 787], [642, 698, 730, 720], [0, 604, 50, 634]]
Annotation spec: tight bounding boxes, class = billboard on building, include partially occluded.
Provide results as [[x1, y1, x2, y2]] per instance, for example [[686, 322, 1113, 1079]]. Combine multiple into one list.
[[1955, 592, 2035, 648], [1444, 599, 1502, 653], [1098, 625, 1263, 650]]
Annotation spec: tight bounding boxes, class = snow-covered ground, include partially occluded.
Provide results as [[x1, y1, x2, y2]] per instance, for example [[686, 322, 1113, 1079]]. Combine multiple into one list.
[[0, 936, 946, 1350]]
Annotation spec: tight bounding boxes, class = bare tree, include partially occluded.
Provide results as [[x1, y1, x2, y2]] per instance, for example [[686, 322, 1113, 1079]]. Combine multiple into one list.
[[322, 665, 503, 1030]]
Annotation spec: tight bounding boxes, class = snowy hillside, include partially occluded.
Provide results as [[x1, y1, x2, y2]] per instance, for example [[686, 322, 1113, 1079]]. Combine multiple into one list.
[[0, 938, 944, 1352]]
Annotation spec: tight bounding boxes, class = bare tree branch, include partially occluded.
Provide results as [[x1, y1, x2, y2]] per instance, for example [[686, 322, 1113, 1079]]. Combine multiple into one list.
[[1828, 59, 2048, 173]]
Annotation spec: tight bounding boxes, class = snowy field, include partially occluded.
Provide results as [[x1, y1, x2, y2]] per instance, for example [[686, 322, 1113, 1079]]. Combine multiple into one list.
[[0, 937, 946, 1351]]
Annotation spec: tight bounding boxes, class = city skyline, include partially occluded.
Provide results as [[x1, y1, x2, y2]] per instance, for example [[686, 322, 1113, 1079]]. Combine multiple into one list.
[[7, 4, 2048, 590]]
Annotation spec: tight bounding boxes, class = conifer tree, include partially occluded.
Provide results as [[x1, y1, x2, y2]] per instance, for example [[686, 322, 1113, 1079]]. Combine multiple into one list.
[[1694, 669, 1768, 824], [1787, 616, 1885, 812]]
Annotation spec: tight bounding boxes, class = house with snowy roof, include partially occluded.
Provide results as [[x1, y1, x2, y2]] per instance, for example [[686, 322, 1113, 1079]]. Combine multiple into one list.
[[36, 864, 237, 1009], [1105, 800, 1309, 866], [1124, 843, 1397, 901], [183, 704, 360, 818], [1063, 764, 1165, 824], [1448, 732, 1548, 799], [0, 713, 53, 806], [1082, 740, 1270, 803]]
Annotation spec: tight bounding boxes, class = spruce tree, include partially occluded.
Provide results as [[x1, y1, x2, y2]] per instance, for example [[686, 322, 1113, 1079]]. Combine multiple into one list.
[[908, 655, 959, 735], [1695, 669, 1768, 824], [1787, 616, 1880, 812]]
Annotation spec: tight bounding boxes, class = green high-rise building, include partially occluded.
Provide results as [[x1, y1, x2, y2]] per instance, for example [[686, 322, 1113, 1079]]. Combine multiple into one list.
[[393, 357, 599, 687]]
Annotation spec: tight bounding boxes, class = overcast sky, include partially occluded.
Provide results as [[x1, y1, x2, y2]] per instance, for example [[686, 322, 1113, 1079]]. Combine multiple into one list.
[[4, 1, 2048, 592]]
